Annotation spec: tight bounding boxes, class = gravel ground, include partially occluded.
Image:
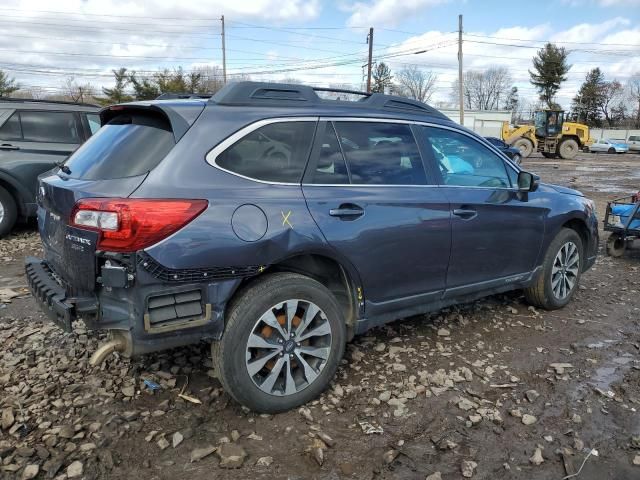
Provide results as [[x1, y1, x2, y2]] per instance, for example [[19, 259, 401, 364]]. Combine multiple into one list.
[[1, 152, 640, 480]]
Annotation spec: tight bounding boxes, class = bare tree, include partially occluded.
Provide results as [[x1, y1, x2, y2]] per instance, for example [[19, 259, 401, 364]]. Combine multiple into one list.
[[451, 67, 513, 111], [63, 76, 96, 103], [629, 73, 640, 128], [394, 65, 437, 103], [600, 79, 624, 127]]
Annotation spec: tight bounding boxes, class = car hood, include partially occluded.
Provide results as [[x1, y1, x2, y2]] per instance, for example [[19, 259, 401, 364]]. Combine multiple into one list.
[[543, 183, 584, 197]]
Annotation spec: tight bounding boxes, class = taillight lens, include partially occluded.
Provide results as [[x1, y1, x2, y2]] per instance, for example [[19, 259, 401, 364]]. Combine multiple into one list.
[[70, 198, 208, 252]]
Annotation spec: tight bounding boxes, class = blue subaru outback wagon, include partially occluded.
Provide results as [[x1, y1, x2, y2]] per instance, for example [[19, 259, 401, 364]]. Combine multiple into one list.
[[27, 82, 598, 412]]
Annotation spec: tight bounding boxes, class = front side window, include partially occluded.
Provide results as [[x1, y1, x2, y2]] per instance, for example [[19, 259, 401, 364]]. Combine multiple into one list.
[[20, 111, 81, 143], [332, 121, 427, 185], [423, 127, 511, 188], [216, 121, 316, 183], [0, 112, 22, 141]]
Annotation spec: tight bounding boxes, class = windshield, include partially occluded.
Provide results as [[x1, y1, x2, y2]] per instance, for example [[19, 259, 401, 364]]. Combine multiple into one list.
[[63, 112, 175, 180]]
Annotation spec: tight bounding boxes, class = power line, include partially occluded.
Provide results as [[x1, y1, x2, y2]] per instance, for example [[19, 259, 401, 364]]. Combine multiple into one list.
[[464, 33, 640, 48]]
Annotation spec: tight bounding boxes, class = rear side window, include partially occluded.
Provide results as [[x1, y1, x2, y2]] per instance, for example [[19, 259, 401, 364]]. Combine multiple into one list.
[[312, 123, 349, 184], [86, 114, 101, 135], [215, 121, 316, 183], [20, 111, 81, 143], [0, 112, 21, 141], [64, 112, 175, 180], [332, 122, 427, 185]]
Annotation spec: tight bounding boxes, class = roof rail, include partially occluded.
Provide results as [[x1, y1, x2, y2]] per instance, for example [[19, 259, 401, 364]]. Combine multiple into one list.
[[209, 81, 447, 119], [0, 97, 99, 108], [155, 92, 213, 100]]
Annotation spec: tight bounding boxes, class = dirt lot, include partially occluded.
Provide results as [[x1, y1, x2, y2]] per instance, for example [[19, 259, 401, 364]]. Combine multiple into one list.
[[1, 152, 640, 480]]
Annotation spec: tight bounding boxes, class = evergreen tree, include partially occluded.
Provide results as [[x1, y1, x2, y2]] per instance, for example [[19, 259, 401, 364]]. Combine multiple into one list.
[[572, 68, 605, 126], [100, 68, 133, 105], [372, 62, 393, 93], [129, 74, 160, 100], [0, 70, 20, 97], [529, 43, 570, 108]]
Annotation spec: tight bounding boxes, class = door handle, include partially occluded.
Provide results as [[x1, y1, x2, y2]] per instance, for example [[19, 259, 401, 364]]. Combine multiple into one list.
[[0, 144, 19, 151], [329, 204, 364, 218], [453, 208, 477, 220]]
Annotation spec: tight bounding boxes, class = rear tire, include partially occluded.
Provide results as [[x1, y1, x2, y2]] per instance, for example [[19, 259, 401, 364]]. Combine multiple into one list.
[[212, 272, 346, 413], [559, 138, 579, 159], [513, 138, 534, 158], [606, 233, 626, 257], [524, 228, 583, 310], [0, 186, 17, 239]]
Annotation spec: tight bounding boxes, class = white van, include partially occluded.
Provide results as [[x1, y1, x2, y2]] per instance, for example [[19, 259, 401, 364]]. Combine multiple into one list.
[[628, 135, 640, 152]]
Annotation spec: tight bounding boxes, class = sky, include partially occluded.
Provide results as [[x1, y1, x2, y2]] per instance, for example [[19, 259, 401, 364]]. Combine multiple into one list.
[[1, 0, 640, 110]]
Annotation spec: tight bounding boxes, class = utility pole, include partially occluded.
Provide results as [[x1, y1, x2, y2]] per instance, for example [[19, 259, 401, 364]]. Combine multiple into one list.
[[458, 14, 464, 125], [366, 27, 374, 93], [221, 15, 227, 84]]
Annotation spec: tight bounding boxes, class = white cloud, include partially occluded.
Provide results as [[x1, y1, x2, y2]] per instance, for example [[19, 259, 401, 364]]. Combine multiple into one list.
[[342, 0, 450, 28]]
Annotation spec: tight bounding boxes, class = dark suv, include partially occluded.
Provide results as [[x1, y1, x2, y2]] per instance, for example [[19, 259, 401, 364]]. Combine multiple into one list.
[[26, 82, 598, 413], [0, 98, 100, 237]]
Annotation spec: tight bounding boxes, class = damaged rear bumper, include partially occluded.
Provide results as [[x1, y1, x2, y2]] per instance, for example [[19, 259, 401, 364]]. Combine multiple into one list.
[[25, 257, 76, 332]]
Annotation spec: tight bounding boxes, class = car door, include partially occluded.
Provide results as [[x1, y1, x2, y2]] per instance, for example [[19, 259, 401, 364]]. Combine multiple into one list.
[[0, 110, 84, 200], [302, 120, 451, 314], [418, 125, 546, 296]]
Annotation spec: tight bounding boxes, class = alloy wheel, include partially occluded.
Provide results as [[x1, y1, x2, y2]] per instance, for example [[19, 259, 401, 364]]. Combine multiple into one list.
[[551, 241, 580, 300], [0, 200, 4, 224], [245, 299, 332, 396]]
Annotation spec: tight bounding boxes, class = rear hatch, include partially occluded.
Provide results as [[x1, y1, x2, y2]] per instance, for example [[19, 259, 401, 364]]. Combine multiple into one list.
[[38, 102, 204, 293]]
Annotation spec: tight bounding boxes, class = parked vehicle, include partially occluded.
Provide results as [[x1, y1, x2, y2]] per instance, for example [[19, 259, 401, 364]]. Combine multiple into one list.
[[27, 82, 599, 413], [484, 136, 522, 164], [603, 192, 640, 257], [0, 98, 100, 237], [627, 135, 640, 152], [501, 111, 592, 159], [588, 138, 629, 154]]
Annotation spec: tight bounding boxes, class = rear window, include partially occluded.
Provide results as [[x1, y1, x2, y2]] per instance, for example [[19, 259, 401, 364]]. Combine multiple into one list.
[[63, 112, 175, 180]]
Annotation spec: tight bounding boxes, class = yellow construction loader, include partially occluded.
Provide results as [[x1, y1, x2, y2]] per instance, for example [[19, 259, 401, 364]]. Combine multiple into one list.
[[501, 110, 593, 160]]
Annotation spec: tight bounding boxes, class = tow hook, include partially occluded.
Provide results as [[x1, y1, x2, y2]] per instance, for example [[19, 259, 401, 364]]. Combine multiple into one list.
[[89, 336, 128, 366]]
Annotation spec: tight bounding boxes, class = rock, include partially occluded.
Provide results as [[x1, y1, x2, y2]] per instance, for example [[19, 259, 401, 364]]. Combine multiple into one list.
[[157, 436, 170, 450], [510, 408, 523, 418], [172, 431, 184, 448], [469, 415, 482, 425], [256, 456, 273, 467], [549, 363, 573, 374], [190, 445, 217, 462], [574, 438, 584, 451], [392, 363, 407, 372], [457, 397, 478, 411], [231, 430, 241, 442], [299, 407, 314, 423], [21, 465, 39, 480], [522, 414, 537, 425], [374, 343, 386, 352], [58, 425, 75, 439], [571, 413, 582, 424], [633, 455, 640, 466], [437, 328, 450, 337], [67, 461, 83, 478], [379, 391, 392, 402], [426, 473, 442, 480], [122, 385, 135, 397], [1, 407, 15, 430], [525, 390, 540, 402], [530, 447, 544, 465], [312, 447, 324, 466], [383, 449, 399, 464], [217, 443, 247, 469], [317, 431, 335, 447], [461, 460, 478, 478]]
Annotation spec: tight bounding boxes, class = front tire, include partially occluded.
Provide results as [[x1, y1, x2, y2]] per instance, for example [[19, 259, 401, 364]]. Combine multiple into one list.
[[559, 138, 579, 159], [513, 138, 534, 158], [608, 147, 616, 154], [0, 186, 18, 239], [524, 228, 583, 310], [212, 273, 346, 413]]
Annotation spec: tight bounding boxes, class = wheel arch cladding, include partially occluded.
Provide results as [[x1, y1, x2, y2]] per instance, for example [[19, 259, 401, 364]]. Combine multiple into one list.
[[562, 218, 590, 266], [232, 253, 360, 339]]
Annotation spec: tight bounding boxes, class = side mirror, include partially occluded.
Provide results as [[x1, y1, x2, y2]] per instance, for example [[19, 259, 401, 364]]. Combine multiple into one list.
[[518, 171, 540, 192]]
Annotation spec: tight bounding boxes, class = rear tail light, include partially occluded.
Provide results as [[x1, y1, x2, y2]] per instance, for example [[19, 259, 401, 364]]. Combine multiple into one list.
[[70, 198, 208, 252]]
